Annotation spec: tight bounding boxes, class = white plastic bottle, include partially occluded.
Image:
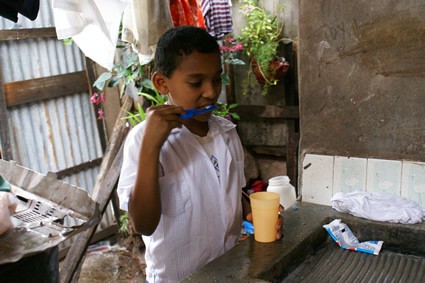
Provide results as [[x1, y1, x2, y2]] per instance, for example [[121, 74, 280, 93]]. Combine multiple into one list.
[[267, 176, 296, 209]]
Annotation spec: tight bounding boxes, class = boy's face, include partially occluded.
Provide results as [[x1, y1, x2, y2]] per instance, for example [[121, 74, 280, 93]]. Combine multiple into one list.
[[161, 51, 223, 122]]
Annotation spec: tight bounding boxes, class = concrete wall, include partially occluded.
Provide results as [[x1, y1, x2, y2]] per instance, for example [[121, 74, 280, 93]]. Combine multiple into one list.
[[298, 0, 425, 206], [298, 0, 425, 162]]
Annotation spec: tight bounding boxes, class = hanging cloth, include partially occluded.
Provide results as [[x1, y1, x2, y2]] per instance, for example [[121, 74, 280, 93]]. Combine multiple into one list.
[[121, 0, 174, 65], [0, 0, 39, 23], [170, 0, 206, 29], [52, 0, 129, 70], [200, 0, 233, 39]]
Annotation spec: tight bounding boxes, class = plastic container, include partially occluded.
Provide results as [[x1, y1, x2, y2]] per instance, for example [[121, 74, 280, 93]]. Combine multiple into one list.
[[250, 192, 280, 243], [267, 176, 296, 209]]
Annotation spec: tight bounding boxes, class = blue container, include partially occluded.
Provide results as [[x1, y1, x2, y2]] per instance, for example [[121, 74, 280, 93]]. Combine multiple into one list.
[[0, 175, 10, 192]]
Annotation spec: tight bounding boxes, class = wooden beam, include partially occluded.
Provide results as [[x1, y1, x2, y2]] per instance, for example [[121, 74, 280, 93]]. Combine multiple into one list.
[[250, 146, 286, 157], [58, 224, 119, 261], [282, 43, 300, 189], [0, 27, 57, 41], [4, 71, 90, 107], [0, 74, 13, 161], [235, 105, 299, 120], [84, 57, 107, 152], [60, 142, 125, 283], [59, 95, 133, 283], [56, 158, 103, 179]]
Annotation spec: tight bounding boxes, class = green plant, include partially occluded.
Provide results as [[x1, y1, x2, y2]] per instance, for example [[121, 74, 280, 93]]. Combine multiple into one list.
[[119, 212, 129, 235], [238, 0, 288, 94], [122, 83, 168, 126], [93, 45, 154, 97], [214, 102, 240, 122]]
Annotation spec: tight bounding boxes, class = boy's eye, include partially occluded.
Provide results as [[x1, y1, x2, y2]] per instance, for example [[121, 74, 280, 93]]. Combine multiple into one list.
[[188, 81, 202, 87], [213, 77, 222, 84]]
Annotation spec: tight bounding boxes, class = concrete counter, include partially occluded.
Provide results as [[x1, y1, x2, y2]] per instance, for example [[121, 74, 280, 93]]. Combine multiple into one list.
[[182, 202, 425, 282]]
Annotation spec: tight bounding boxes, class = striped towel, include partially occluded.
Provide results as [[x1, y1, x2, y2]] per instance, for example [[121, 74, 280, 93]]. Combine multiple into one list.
[[201, 0, 233, 39]]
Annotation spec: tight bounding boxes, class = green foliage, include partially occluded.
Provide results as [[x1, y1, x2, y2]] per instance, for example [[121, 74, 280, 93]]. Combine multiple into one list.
[[213, 102, 240, 121], [122, 86, 168, 126], [63, 38, 74, 46], [93, 46, 153, 97], [239, 0, 282, 59], [119, 212, 129, 235], [238, 0, 285, 93]]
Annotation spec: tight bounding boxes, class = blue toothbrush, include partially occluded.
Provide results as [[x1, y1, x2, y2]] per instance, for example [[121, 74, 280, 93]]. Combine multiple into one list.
[[180, 104, 217, 119]]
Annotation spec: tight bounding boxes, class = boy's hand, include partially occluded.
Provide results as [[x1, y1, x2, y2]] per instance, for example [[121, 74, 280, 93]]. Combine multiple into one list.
[[246, 205, 284, 240], [143, 105, 184, 149]]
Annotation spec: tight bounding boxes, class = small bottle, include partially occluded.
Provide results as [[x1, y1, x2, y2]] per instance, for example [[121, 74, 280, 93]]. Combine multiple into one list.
[[267, 176, 296, 209]]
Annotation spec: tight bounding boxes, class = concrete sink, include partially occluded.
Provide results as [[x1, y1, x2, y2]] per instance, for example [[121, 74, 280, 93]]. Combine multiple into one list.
[[182, 202, 425, 282]]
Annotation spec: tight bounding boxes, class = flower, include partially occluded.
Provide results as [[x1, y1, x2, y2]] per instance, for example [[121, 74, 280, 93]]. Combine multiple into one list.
[[220, 37, 245, 66], [97, 108, 105, 120], [91, 92, 106, 120], [90, 92, 105, 105]]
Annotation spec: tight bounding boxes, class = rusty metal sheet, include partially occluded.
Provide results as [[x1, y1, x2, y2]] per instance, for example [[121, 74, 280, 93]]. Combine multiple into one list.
[[0, 159, 100, 265]]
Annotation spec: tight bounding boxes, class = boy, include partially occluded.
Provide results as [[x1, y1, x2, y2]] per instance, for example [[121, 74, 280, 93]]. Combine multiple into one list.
[[117, 26, 281, 282]]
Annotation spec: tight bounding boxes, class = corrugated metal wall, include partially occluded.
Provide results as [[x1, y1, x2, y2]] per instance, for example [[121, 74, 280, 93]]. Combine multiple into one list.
[[0, 2, 115, 234]]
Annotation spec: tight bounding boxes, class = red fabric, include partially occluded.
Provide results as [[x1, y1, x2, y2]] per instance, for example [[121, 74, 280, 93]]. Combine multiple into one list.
[[170, 0, 206, 28], [249, 179, 267, 193]]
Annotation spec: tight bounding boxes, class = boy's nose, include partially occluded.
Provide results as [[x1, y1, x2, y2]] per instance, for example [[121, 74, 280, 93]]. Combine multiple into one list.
[[203, 82, 221, 99]]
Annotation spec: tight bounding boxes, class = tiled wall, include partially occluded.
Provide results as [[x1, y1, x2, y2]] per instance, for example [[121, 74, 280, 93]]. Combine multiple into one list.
[[301, 154, 425, 208]]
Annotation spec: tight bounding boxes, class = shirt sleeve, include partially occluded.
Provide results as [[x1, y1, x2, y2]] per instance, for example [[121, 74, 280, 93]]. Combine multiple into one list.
[[117, 123, 143, 211], [116, 122, 165, 211]]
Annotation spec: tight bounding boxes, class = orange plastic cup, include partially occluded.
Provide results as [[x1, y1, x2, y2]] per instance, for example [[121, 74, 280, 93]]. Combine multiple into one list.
[[250, 192, 280, 243]]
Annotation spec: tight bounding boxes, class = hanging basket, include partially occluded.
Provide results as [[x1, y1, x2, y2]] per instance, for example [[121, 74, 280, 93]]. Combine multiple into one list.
[[250, 58, 289, 85]]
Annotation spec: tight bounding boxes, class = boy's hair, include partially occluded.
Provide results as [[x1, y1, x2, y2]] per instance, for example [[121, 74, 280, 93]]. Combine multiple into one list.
[[154, 26, 220, 78]]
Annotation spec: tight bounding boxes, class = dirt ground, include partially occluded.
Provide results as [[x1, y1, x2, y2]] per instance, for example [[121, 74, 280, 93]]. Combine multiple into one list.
[[76, 234, 146, 283]]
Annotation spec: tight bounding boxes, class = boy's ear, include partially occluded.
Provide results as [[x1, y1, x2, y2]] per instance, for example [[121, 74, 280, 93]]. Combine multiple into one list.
[[151, 72, 169, 94]]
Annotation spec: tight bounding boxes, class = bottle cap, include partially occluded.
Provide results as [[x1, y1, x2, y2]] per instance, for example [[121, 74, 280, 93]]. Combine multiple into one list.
[[268, 175, 290, 184]]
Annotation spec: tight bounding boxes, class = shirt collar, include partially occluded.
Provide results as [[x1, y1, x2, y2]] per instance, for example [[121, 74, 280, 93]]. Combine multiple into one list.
[[169, 115, 236, 136]]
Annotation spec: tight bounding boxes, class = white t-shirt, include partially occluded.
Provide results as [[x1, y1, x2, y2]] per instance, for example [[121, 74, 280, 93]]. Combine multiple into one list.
[[117, 115, 245, 283]]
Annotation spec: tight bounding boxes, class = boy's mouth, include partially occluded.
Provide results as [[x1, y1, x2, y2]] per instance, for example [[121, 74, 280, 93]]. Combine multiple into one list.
[[180, 104, 217, 119]]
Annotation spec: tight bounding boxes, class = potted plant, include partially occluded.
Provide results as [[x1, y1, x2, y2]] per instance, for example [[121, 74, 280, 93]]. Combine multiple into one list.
[[238, 0, 290, 94]]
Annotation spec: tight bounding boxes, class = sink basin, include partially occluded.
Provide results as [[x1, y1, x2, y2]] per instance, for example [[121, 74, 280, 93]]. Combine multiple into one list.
[[182, 202, 425, 283], [282, 239, 425, 282], [261, 216, 425, 282]]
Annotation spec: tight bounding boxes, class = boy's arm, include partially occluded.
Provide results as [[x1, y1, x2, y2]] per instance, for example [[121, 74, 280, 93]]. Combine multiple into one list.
[[242, 191, 251, 220], [128, 105, 183, 236]]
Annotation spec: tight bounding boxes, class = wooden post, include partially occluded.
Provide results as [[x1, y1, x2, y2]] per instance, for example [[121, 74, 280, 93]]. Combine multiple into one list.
[[283, 43, 300, 189], [0, 67, 12, 161], [59, 95, 133, 283]]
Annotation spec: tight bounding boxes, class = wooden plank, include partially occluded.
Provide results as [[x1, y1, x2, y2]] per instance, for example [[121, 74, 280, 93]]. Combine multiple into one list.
[[56, 158, 103, 179], [282, 44, 300, 189], [59, 140, 126, 283], [251, 146, 286, 157], [84, 57, 107, 152], [60, 147, 124, 283], [59, 95, 133, 283], [0, 77, 12, 161], [235, 105, 299, 120], [58, 224, 119, 261], [0, 27, 57, 41], [4, 71, 89, 107], [224, 64, 236, 104], [286, 121, 299, 189]]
